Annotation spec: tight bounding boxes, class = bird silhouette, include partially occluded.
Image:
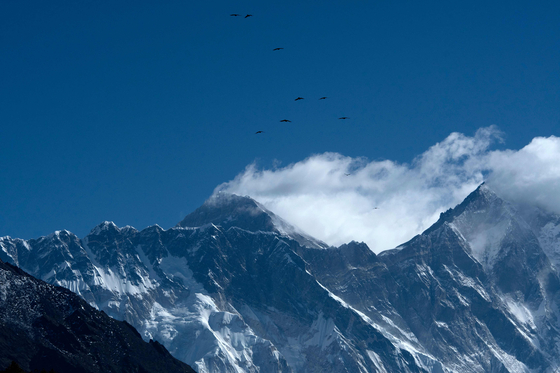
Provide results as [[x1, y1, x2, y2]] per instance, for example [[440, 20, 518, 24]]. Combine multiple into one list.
[[344, 173, 351, 176], [295, 97, 304, 101], [319, 97, 327, 100], [273, 48, 284, 51], [230, 14, 240, 16], [255, 131, 264, 134], [338, 117, 349, 119], [245, 14, 252, 18], [280, 119, 291, 122]]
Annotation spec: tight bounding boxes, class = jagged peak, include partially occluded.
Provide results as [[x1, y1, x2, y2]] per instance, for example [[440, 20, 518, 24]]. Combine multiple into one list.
[[393, 182, 539, 273], [139, 224, 164, 236], [336, 240, 370, 250], [474, 182, 501, 201], [375, 183, 515, 261], [334, 241, 376, 259], [88, 221, 121, 236], [176, 193, 277, 232], [31, 229, 79, 243], [423, 183, 505, 235], [177, 192, 328, 249]]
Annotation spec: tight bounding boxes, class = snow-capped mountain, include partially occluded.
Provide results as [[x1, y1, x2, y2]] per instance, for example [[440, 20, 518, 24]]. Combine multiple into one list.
[[2, 185, 560, 372], [370, 184, 560, 372], [0, 258, 196, 373]]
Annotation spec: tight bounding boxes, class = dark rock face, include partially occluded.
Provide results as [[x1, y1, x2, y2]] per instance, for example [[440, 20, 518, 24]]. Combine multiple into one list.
[[177, 193, 328, 250], [177, 193, 278, 233], [0, 259, 195, 373], [4, 186, 560, 372]]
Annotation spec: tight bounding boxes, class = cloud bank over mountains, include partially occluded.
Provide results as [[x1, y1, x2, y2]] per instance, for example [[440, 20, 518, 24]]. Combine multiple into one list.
[[217, 126, 560, 252]]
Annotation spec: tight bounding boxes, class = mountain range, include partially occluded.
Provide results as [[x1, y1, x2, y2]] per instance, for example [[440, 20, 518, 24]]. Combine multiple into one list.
[[2, 184, 560, 372]]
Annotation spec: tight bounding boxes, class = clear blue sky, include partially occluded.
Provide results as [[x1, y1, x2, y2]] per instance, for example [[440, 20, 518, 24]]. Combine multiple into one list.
[[1, 0, 559, 239]]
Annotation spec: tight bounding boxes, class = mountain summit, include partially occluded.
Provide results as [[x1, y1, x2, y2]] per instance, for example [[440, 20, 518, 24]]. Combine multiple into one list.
[[177, 193, 278, 232], [177, 193, 327, 249]]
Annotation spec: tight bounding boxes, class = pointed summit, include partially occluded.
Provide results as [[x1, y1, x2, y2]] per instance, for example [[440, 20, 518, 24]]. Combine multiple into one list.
[[423, 183, 504, 235], [177, 193, 276, 232], [88, 221, 120, 236], [401, 183, 555, 299], [177, 193, 327, 248], [87, 221, 137, 239]]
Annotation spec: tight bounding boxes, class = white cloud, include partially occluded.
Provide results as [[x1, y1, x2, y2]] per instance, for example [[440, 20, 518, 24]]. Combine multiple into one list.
[[485, 136, 560, 211], [216, 127, 560, 253]]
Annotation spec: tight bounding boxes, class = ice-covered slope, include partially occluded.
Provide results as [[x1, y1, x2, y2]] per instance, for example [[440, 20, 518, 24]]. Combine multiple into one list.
[[2, 222, 292, 373], [374, 184, 560, 372], [293, 184, 560, 372]]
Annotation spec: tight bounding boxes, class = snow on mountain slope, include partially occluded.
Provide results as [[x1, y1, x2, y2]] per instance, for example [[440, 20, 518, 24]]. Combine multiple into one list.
[[1, 222, 288, 373], [4, 189, 560, 372], [296, 185, 560, 372], [517, 207, 560, 274], [0, 195, 422, 372], [390, 184, 560, 371]]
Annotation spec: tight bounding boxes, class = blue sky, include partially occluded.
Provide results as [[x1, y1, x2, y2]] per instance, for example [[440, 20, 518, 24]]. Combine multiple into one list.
[[1, 0, 559, 241]]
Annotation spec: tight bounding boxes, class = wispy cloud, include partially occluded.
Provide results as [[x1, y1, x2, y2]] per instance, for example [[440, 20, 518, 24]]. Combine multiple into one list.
[[216, 126, 560, 253]]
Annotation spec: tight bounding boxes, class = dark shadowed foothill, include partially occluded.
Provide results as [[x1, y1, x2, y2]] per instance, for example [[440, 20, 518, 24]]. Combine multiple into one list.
[[0, 259, 195, 373]]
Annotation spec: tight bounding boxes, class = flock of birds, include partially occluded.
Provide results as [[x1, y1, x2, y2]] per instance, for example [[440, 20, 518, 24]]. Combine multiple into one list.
[[230, 13, 377, 208], [230, 13, 350, 135]]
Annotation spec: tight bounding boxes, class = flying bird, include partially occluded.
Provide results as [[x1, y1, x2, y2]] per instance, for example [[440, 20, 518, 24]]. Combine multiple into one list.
[[230, 14, 241, 16], [319, 97, 327, 100], [295, 97, 304, 101], [280, 119, 291, 122], [255, 131, 264, 134], [245, 14, 253, 18], [273, 48, 284, 51], [338, 117, 349, 119], [344, 173, 351, 176]]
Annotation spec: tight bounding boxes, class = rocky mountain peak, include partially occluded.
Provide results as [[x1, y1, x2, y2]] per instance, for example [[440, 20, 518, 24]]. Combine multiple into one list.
[[88, 221, 122, 237], [177, 193, 328, 249], [176, 193, 276, 232], [423, 183, 504, 235]]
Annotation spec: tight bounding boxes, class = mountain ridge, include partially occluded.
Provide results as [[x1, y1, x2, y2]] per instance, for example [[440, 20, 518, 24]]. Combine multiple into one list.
[[3, 185, 560, 372]]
